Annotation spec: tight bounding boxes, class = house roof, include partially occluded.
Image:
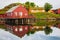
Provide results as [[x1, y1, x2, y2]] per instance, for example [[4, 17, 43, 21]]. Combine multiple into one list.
[[6, 5, 19, 13]]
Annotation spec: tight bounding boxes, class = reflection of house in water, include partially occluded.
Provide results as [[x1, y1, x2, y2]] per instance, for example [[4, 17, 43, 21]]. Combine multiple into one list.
[[53, 23, 60, 29], [58, 24, 60, 28], [5, 5, 35, 38]]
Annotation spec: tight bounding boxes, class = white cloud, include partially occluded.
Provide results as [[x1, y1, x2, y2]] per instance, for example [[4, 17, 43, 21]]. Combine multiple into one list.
[[0, 27, 60, 40], [0, 0, 60, 9], [49, 27, 60, 37]]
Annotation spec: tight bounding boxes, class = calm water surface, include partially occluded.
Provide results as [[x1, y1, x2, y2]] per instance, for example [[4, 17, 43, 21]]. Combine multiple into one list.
[[0, 20, 60, 40]]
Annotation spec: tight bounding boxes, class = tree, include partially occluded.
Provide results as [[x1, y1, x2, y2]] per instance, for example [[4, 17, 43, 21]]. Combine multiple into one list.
[[24, 2, 35, 11], [44, 3, 52, 12], [44, 26, 53, 35], [25, 2, 30, 10], [30, 2, 35, 8]]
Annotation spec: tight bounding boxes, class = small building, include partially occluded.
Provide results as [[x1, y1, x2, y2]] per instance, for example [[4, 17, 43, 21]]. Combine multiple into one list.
[[5, 5, 34, 38], [57, 8, 60, 14], [52, 8, 60, 14], [29, 7, 45, 13]]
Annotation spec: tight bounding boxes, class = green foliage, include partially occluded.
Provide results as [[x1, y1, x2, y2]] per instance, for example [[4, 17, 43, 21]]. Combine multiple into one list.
[[35, 20, 57, 26], [31, 12, 60, 26], [44, 26, 53, 35], [24, 1, 35, 10], [30, 3, 35, 8], [44, 3, 52, 12], [27, 26, 35, 36], [31, 12, 60, 19], [24, 2, 30, 10], [0, 24, 6, 29]]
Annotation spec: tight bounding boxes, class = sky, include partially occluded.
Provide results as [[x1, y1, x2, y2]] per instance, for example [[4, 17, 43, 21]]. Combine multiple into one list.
[[0, 0, 60, 9], [0, 27, 60, 40]]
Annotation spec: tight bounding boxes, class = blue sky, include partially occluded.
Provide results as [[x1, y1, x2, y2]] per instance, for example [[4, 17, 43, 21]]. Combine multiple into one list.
[[0, 0, 60, 9], [0, 27, 60, 40]]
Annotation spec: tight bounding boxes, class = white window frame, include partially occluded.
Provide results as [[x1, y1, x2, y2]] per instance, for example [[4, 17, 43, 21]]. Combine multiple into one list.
[[19, 28, 23, 31], [19, 12, 23, 16], [15, 28, 18, 31]]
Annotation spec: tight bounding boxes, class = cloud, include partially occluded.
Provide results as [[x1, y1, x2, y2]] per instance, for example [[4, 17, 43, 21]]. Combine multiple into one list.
[[0, 0, 60, 9], [0, 27, 60, 40]]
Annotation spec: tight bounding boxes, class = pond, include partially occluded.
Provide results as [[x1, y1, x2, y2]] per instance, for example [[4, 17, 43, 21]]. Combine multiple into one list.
[[0, 20, 60, 40]]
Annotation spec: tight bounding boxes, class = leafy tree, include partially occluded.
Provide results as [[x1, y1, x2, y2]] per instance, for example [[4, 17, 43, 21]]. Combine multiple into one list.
[[24, 2, 35, 11], [25, 2, 30, 10], [26, 26, 35, 36], [30, 2, 35, 8], [44, 26, 53, 35], [44, 3, 52, 12]]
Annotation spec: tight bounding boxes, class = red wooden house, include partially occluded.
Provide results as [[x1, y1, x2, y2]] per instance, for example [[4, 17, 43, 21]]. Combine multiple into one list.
[[6, 5, 29, 18], [5, 5, 34, 38], [52, 8, 60, 14], [57, 8, 60, 14]]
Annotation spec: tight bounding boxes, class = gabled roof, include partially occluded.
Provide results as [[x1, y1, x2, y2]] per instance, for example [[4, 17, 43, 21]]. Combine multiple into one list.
[[6, 5, 19, 13]]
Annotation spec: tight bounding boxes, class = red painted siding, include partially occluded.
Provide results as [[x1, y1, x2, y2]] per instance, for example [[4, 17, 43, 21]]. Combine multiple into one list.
[[58, 9, 60, 14]]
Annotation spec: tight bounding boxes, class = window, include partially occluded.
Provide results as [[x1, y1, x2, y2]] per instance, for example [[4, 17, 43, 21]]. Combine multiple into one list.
[[19, 12, 23, 16], [25, 27, 27, 30], [15, 28, 18, 31], [25, 13, 27, 16], [10, 12, 12, 16], [15, 12, 17, 16], [19, 28, 23, 31], [7, 12, 11, 16]]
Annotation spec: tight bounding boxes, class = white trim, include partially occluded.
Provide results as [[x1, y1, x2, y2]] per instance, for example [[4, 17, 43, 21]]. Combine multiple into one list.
[[6, 5, 19, 13]]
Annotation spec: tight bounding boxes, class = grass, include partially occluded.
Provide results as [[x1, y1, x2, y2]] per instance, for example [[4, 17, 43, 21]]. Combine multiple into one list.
[[0, 24, 6, 29], [31, 12, 60, 19], [30, 12, 60, 26], [34, 20, 57, 26]]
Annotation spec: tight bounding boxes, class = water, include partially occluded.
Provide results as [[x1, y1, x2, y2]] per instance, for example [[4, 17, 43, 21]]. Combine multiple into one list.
[[0, 20, 60, 40]]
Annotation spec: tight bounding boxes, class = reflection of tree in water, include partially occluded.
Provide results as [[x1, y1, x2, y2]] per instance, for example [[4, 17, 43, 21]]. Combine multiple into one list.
[[44, 26, 53, 35], [27, 30, 35, 36], [26, 25, 53, 36], [26, 26, 35, 36]]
